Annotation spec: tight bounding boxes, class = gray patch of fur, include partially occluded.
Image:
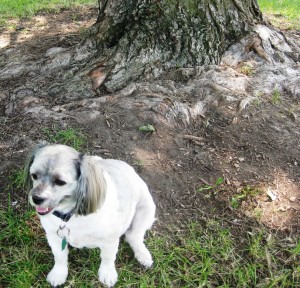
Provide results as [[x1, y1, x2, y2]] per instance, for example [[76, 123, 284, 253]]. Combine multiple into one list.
[[74, 156, 107, 215], [24, 141, 49, 192]]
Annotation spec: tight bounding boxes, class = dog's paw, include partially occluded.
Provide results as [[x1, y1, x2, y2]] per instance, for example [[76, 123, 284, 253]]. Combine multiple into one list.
[[135, 249, 153, 268], [46, 266, 68, 287], [98, 265, 118, 287]]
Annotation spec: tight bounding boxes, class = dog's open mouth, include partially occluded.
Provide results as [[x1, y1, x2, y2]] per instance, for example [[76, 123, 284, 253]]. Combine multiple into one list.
[[36, 206, 53, 215]]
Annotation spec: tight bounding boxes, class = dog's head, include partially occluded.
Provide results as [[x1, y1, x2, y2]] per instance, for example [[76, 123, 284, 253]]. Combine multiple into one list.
[[25, 143, 106, 217]]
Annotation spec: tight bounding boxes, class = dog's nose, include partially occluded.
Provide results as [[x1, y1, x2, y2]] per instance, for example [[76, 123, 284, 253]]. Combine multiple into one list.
[[32, 195, 45, 205]]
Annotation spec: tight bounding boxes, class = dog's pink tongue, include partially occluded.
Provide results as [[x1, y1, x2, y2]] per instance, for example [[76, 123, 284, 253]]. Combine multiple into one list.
[[36, 207, 49, 213]]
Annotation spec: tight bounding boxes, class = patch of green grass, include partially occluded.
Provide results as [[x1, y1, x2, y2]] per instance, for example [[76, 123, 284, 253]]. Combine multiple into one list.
[[0, 0, 96, 25], [42, 127, 87, 150], [258, 0, 300, 30], [1, 200, 299, 287], [197, 177, 224, 197], [239, 63, 255, 76], [253, 91, 264, 106], [271, 88, 281, 105], [0, 203, 51, 287], [230, 185, 261, 209], [7, 168, 27, 190]]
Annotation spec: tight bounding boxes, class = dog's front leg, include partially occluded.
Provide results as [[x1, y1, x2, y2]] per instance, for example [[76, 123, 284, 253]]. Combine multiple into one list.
[[99, 239, 119, 287], [46, 232, 69, 287]]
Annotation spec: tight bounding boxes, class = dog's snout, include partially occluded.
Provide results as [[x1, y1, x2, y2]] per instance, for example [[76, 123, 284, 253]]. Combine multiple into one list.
[[32, 195, 45, 205]]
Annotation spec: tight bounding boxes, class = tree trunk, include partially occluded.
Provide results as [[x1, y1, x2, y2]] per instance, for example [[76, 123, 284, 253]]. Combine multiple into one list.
[[91, 0, 263, 91]]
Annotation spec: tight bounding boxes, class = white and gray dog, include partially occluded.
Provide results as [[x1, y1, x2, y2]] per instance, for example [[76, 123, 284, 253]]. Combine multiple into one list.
[[25, 143, 156, 287]]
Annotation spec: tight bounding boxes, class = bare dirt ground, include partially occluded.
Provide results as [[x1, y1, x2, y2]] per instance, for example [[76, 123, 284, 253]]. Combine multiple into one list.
[[0, 6, 299, 239]]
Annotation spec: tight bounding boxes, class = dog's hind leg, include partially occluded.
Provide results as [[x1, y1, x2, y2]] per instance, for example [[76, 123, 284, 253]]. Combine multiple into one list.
[[125, 193, 156, 268]]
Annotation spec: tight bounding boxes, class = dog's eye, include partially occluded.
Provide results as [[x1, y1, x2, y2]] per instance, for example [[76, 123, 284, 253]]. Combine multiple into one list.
[[31, 173, 38, 180], [54, 179, 67, 186]]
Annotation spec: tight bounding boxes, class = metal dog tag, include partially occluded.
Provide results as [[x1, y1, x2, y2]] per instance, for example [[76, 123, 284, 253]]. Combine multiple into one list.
[[57, 225, 70, 251], [57, 225, 70, 238]]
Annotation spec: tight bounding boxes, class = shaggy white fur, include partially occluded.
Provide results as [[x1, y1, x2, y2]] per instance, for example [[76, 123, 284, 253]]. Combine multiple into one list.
[[25, 144, 156, 287]]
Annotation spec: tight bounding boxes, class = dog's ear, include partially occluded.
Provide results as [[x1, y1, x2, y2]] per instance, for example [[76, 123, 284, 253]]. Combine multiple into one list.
[[24, 141, 48, 191], [74, 155, 106, 216]]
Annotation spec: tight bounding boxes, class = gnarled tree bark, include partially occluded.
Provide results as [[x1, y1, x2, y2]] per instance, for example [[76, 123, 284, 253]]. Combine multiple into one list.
[[90, 0, 263, 91]]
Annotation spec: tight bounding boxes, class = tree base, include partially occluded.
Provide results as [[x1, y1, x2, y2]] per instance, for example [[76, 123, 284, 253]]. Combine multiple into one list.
[[0, 24, 299, 128]]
